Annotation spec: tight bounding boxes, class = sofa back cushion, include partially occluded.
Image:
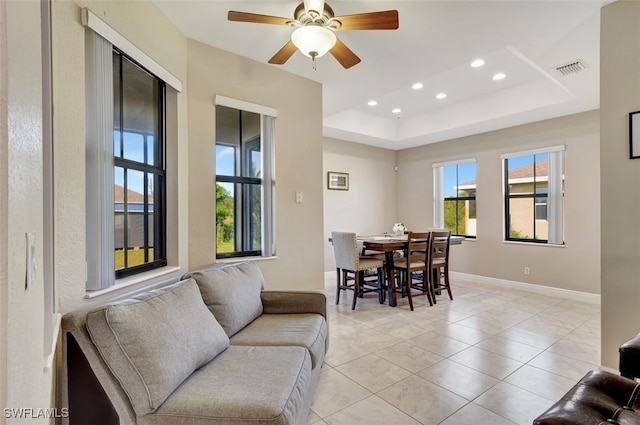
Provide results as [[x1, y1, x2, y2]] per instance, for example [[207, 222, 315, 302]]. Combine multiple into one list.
[[86, 278, 229, 415], [191, 261, 264, 337]]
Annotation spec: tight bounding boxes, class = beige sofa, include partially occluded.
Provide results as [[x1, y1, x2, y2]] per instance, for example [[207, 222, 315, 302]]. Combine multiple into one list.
[[61, 262, 328, 425]]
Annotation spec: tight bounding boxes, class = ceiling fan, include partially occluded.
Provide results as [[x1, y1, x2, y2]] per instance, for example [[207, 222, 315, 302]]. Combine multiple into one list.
[[228, 0, 399, 69]]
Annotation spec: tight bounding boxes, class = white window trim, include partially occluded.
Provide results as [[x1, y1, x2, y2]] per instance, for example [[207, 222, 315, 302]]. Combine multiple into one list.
[[502, 146, 565, 245], [432, 158, 476, 230], [81, 8, 182, 92], [215, 95, 277, 118]]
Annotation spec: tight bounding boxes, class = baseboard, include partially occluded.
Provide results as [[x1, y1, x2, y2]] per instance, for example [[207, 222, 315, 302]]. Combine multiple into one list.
[[450, 271, 600, 304], [325, 270, 600, 304]]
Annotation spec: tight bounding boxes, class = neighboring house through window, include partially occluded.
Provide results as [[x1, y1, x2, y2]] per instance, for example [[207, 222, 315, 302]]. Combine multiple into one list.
[[502, 146, 565, 244], [433, 159, 477, 238], [214, 96, 276, 259]]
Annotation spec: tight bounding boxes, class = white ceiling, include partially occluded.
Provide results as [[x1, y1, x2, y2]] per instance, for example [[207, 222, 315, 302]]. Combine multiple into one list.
[[153, 0, 610, 150]]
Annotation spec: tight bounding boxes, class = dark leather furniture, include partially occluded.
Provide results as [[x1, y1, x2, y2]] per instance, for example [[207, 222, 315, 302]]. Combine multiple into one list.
[[533, 333, 640, 425]]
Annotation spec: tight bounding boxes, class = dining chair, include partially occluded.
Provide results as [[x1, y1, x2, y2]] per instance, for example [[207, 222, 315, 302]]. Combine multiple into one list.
[[428, 230, 453, 303], [331, 231, 385, 310], [390, 231, 433, 310]]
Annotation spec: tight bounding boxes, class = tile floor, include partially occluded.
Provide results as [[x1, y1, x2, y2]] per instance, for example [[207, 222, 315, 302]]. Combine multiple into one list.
[[307, 275, 601, 425]]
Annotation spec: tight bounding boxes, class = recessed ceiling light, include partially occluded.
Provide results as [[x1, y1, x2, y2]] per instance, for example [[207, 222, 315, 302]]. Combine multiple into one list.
[[392, 108, 401, 114], [493, 72, 506, 81], [368, 100, 377, 106], [412, 82, 423, 90], [436, 92, 447, 100], [471, 59, 485, 68]]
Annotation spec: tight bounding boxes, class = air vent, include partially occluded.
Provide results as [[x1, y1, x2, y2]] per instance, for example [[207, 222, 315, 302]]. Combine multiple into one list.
[[555, 60, 586, 76]]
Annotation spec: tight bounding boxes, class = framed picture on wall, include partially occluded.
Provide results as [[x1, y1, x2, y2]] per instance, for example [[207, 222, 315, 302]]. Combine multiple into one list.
[[327, 171, 349, 190], [630, 111, 640, 159]]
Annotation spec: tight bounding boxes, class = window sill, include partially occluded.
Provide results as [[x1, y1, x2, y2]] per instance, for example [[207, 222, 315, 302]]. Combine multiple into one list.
[[216, 256, 278, 264], [84, 266, 182, 299], [502, 240, 565, 248]]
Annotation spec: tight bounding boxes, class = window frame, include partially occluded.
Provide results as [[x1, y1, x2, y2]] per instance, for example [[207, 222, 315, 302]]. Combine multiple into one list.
[[502, 146, 565, 245], [112, 49, 168, 278], [433, 158, 477, 239]]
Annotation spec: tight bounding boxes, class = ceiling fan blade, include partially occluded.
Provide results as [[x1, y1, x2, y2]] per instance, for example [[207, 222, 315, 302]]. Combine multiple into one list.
[[333, 10, 399, 30], [228, 11, 292, 26], [329, 39, 361, 69], [268, 41, 298, 65]]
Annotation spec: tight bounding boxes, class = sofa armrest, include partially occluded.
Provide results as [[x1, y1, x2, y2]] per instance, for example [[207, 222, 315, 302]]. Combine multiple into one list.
[[260, 291, 326, 319], [619, 332, 640, 379]]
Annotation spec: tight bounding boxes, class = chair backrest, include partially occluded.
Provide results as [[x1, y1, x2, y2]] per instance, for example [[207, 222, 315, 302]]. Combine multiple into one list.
[[406, 231, 430, 266], [429, 230, 451, 266], [331, 231, 359, 271]]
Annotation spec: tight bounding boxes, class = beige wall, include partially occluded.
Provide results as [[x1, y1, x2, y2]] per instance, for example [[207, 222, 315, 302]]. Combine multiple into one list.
[[323, 138, 397, 271], [396, 110, 601, 294], [187, 39, 325, 289], [600, 0, 640, 368]]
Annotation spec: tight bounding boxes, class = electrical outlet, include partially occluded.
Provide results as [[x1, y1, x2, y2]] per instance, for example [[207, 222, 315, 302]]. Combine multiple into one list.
[[524, 266, 530, 275], [295, 191, 303, 204]]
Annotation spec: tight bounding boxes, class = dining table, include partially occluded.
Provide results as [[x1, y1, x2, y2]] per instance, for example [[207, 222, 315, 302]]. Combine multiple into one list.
[[356, 234, 464, 307]]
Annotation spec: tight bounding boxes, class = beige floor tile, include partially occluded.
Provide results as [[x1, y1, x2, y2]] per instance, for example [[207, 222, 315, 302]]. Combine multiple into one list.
[[378, 374, 468, 424], [474, 335, 544, 363], [504, 364, 577, 401], [409, 331, 471, 357], [306, 409, 322, 425], [375, 341, 444, 373], [475, 382, 554, 425], [376, 319, 430, 340], [434, 323, 493, 344], [418, 358, 500, 401], [528, 350, 598, 381], [310, 367, 371, 418], [324, 336, 371, 367], [497, 327, 560, 349], [324, 395, 421, 425], [454, 316, 513, 335], [440, 402, 517, 425], [351, 327, 404, 351], [449, 346, 524, 380], [335, 353, 412, 392], [547, 337, 601, 365]]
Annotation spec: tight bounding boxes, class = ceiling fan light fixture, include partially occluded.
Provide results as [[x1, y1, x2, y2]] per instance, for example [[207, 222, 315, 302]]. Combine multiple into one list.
[[291, 25, 336, 58]]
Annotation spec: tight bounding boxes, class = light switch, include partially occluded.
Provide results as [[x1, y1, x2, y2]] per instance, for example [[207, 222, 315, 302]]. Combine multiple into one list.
[[295, 191, 303, 204], [25, 232, 36, 290]]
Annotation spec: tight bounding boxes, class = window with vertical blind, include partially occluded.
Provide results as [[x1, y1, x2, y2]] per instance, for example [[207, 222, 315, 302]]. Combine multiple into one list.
[[214, 96, 276, 259], [433, 159, 477, 238], [84, 9, 181, 290], [502, 146, 565, 245]]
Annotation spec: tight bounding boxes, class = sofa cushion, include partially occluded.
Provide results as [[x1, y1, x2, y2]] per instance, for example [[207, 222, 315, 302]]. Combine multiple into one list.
[[137, 345, 312, 425], [190, 262, 265, 337], [86, 278, 229, 415], [230, 313, 327, 369]]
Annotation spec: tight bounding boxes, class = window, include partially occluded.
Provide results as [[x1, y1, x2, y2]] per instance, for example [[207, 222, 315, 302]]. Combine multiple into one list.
[[502, 146, 564, 244], [214, 97, 275, 259], [84, 16, 181, 290], [433, 159, 477, 238], [113, 50, 166, 278]]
